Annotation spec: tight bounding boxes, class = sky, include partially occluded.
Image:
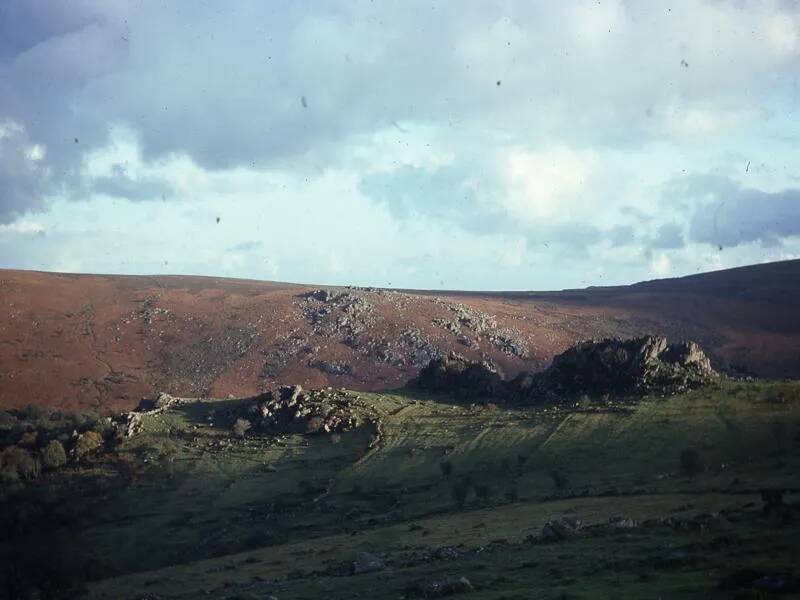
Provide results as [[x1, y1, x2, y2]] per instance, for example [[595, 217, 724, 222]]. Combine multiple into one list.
[[0, 0, 799, 290]]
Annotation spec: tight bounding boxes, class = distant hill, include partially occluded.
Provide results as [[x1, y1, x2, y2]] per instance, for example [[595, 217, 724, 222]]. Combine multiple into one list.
[[1, 259, 799, 412]]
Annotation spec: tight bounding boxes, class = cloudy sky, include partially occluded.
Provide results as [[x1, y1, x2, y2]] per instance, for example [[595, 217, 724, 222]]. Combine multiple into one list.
[[1, 1, 798, 290]]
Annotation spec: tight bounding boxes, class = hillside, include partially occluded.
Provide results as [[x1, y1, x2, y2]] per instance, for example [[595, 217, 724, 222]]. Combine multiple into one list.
[[2, 378, 799, 598], [1, 260, 800, 413]]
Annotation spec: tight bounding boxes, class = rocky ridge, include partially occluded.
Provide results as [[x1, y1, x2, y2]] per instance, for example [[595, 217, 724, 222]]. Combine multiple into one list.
[[412, 336, 719, 404]]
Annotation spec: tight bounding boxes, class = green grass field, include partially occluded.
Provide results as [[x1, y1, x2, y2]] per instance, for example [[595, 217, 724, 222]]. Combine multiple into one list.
[[3, 378, 800, 599]]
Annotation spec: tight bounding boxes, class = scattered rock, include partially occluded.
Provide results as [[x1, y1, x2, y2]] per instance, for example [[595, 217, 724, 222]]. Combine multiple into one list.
[[540, 517, 585, 542], [433, 299, 529, 358], [608, 514, 638, 529], [351, 551, 384, 574], [310, 360, 354, 376], [412, 576, 474, 597], [304, 289, 337, 302], [434, 546, 461, 560], [136, 392, 180, 413], [719, 568, 799, 593]]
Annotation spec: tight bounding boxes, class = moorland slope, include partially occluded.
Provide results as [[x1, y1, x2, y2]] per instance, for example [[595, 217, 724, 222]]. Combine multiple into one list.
[[1, 259, 799, 413]]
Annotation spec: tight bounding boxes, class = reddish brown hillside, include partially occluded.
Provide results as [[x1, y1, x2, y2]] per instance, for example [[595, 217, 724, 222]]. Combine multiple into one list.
[[1, 260, 798, 413]]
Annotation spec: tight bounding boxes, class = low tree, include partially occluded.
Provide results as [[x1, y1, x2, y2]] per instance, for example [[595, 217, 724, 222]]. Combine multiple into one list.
[[550, 467, 569, 491], [504, 486, 519, 503], [74, 431, 103, 460], [440, 460, 453, 479], [679, 447, 704, 478], [517, 454, 528, 472], [233, 418, 252, 438], [770, 418, 789, 455], [305, 416, 325, 434], [474, 483, 493, 504], [1, 446, 41, 481], [451, 479, 470, 509], [41, 440, 67, 470], [17, 431, 38, 447], [498, 457, 511, 474], [24, 404, 44, 422]]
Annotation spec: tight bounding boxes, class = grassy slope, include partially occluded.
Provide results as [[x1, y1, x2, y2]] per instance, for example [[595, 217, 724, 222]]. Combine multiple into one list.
[[17, 379, 800, 599]]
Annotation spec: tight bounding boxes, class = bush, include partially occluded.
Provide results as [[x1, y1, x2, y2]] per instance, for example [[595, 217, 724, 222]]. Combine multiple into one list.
[[517, 454, 528, 472], [74, 431, 103, 460], [1, 446, 41, 481], [17, 430, 38, 447], [233, 418, 252, 438], [90, 415, 113, 437], [0, 465, 20, 485], [24, 404, 44, 421], [550, 467, 569, 491], [440, 460, 453, 479], [679, 447, 704, 477], [451, 479, 470, 508], [504, 486, 519, 502], [769, 418, 789, 454], [305, 416, 325, 434], [474, 483, 493, 503], [41, 440, 67, 470]]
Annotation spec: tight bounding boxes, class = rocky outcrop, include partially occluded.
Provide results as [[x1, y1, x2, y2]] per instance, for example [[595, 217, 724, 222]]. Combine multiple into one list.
[[515, 336, 717, 402], [411, 336, 717, 404], [248, 385, 360, 434], [539, 517, 586, 542], [410, 353, 504, 401]]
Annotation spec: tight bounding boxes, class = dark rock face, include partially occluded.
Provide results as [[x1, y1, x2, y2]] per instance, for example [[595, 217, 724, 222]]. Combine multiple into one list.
[[522, 336, 717, 400], [410, 353, 504, 401], [411, 336, 717, 404]]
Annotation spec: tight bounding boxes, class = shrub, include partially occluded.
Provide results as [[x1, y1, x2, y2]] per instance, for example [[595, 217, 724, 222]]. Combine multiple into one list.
[[474, 483, 493, 503], [24, 404, 44, 421], [440, 460, 453, 479], [679, 447, 704, 477], [17, 430, 38, 447], [233, 418, 252, 438], [1, 446, 41, 481], [90, 415, 113, 436], [305, 416, 325, 434], [0, 465, 20, 485], [451, 479, 470, 508], [517, 454, 528, 471], [770, 418, 789, 454], [550, 467, 569, 491], [504, 486, 519, 502], [74, 431, 103, 460], [41, 440, 67, 470]]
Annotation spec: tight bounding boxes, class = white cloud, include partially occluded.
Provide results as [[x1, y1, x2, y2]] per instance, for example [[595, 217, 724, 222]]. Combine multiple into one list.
[[569, 0, 628, 47], [0, 220, 45, 234], [650, 253, 672, 277], [0, 1, 798, 289], [500, 146, 596, 224]]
